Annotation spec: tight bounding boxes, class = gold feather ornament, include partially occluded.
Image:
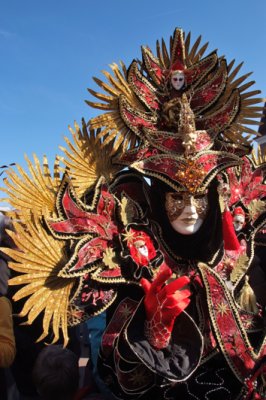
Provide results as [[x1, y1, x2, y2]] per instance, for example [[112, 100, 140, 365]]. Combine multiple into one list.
[[3, 216, 76, 346], [251, 145, 266, 167], [87, 62, 141, 152], [0, 155, 61, 218], [59, 120, 121, 198]]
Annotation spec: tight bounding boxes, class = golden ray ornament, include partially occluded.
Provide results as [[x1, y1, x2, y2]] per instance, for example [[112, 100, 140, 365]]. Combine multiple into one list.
[[59, 120, 121, 197], [2, 216, 76, 346], [86, 62, 141, 152], [0, 155, 61, 219], [251, 145, 266, 167]]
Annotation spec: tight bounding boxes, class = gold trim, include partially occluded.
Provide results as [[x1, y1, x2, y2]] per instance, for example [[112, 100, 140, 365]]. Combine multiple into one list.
[[198, 263, 266, 383]]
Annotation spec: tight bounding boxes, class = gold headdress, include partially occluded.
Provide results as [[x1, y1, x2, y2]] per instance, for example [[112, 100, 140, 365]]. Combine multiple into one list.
[[87, 28, 264, 192]]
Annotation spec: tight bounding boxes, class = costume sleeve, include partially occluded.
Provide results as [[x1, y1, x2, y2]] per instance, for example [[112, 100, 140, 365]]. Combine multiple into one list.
[[98, 297, 203, 398], [0, 296, 16, 368], [125, 300, 203, 380]]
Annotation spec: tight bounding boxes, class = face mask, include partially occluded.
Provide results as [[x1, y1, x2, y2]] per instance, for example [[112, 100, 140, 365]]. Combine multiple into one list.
[[233, 215, 245, 232], [171, 71, 185, 90], [165, 191, 209, 235]]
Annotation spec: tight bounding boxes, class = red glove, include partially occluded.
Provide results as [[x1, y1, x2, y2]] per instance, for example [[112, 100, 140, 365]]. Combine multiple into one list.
[[140, 263, 191, 349]]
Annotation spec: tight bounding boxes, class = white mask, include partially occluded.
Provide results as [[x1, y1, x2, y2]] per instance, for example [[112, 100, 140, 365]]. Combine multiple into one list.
[[170, 206, 204, 235], [171, 71, 185, 90], [165, 192, 208, 235], [137, 245, 149, 258], [233, 215, 245, 232]]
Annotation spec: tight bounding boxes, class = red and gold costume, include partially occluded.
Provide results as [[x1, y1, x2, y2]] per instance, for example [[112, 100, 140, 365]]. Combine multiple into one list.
[[1, 28, 266, 399]]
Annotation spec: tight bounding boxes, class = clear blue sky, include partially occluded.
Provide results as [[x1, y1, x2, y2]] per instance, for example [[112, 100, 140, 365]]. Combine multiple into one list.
[[0, 0, 266, 175]]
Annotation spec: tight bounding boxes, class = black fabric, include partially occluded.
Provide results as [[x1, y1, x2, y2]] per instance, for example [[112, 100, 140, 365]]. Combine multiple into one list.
[[149, 178, 223, 262], [164, 354, 243, 400], [248, 252, 266, 309], [0, 369, 7, 400], [126, 300, 203, 381]]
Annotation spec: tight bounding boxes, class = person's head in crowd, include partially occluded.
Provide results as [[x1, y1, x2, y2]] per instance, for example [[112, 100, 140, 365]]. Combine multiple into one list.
[[32, 344, 79, 400]]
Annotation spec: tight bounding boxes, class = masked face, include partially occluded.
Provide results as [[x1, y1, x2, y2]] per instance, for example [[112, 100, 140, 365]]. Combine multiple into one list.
[[233, 215, 245, 232], [165, 191, 209, 235], [136, 244, 149, 258], [171, 71, 185, 90]]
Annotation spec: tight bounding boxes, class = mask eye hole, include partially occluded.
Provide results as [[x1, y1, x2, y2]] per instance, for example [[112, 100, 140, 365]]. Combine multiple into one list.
[[172, 76, 184, 83], [170, 194, 183, 201]]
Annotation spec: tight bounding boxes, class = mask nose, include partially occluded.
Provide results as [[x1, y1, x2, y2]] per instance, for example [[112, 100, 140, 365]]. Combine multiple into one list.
[[184, 195, 195, 207], [184, 203, 197, 214], [184, 195, 198, 214]]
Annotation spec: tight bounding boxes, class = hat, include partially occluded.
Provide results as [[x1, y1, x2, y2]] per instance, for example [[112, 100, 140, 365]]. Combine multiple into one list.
[[88, 28, 263, 193]]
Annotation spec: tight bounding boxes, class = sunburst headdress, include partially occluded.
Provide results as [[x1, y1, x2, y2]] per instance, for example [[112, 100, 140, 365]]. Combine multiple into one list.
[[87, 28, 264, 193]]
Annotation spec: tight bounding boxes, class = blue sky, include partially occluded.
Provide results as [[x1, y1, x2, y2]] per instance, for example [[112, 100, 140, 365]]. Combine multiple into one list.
[[0, 0, 266, 178]]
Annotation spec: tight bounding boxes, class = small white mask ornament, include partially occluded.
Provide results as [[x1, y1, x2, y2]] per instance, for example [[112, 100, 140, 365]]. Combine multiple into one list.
[[233, 215, 245, 232], [171, 71, 185, 90]]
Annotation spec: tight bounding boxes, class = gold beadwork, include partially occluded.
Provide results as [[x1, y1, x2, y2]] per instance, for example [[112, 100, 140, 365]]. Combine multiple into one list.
[[175, 159, 206, 193]]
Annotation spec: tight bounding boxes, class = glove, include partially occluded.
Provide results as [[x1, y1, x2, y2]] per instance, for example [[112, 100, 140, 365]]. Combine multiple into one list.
[[140, 263, 191, 349]]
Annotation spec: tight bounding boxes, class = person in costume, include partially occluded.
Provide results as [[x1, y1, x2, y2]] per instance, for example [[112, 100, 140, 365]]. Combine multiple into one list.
[[233, 206, 246, 232], [1, 28, 266, 399], [225, 153, 266, 316]]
